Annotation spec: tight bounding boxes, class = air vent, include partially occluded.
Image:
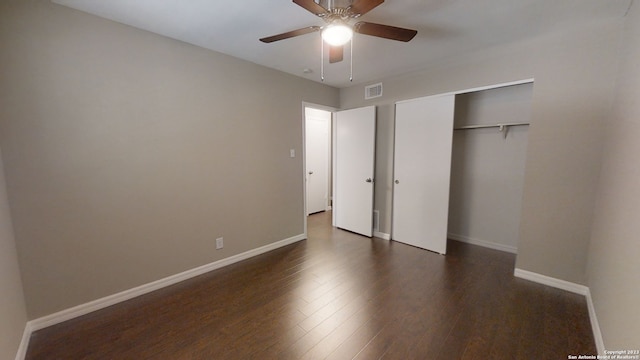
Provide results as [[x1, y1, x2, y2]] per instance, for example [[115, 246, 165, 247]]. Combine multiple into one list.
[[365, 83, 383, 100]]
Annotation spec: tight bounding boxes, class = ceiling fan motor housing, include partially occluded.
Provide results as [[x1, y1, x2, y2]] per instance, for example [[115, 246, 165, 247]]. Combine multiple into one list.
[[317, 0, 354, 11]]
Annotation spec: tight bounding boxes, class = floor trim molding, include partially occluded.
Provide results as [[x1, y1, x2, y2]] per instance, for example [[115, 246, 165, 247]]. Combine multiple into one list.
[[585, 288, 605, 355], [513, 268, 604, 354], [448, 233, 517, 254], [18, 233, 306, 358], [513, 268, 588, 295], [14, 323, 32, 360]]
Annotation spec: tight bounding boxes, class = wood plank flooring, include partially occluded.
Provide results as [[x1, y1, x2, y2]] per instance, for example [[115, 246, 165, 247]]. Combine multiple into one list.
[[26, 211, 596, 359]]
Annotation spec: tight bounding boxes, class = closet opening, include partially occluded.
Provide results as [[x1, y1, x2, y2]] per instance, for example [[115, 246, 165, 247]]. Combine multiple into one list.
[[447, 82, 534, 254]]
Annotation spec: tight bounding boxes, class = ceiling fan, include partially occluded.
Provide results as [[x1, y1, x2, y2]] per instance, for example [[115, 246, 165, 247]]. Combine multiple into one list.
[[260, 0, 418, 64]]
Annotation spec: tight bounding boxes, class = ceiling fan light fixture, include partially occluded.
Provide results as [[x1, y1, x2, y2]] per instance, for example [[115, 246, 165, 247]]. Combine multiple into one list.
[[322, 23, 353, 46]]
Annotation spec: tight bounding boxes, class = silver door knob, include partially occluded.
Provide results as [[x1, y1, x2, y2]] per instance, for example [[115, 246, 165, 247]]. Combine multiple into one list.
[[365, 178, 373, 183], [395, 180, 399, 184]]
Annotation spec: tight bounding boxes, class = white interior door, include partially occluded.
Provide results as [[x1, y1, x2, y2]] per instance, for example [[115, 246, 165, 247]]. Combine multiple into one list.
[[335, 106, 376, 237], [305, 107, 331, 215], [392, 94, 455, 254]]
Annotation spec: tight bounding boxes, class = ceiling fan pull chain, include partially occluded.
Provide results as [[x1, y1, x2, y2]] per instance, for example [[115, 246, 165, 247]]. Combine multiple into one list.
[[350, 35, 353, 82], [320, 34, 325, 81]]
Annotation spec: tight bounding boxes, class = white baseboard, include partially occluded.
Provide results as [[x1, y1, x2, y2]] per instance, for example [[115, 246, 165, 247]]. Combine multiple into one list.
[[585, 288, 605, 355], [22, 233, 306, 346], [448, 233, 518, 254], [513, 268, 604, 355], [513, 268, 588, 295], [373, 231, 390, 240], [14, 323, 32, 360]]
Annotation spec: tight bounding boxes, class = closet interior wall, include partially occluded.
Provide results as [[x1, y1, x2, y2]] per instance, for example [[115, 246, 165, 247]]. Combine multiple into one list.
[[448, 83, 533, 253]]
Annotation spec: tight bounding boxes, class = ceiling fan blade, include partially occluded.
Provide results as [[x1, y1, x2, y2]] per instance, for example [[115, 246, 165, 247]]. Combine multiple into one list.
[[293, 0, 328, 16], [354, 22, 417, 42], [349, 0, 384, 16], [329, 45, 344, 63], [260, 26, 321, 43]]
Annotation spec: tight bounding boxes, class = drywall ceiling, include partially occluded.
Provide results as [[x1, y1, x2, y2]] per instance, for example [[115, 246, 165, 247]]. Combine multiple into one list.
[[52, 0, 632, 88]]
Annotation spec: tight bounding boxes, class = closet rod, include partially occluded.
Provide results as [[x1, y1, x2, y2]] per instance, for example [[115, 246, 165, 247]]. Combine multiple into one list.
[[453, 122, 530, 130]]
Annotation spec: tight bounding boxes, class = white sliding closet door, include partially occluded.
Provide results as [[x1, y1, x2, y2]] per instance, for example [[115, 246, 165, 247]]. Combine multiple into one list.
[[392, 95, 455, 254], [335, 106, 376, 237]]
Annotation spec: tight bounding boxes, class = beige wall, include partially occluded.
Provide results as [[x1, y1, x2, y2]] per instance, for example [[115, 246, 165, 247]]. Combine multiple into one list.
[[340, 18, 622, 285], [0, 147, 28, 360], [0, 0, 339, 319], [587, 1, 640, 349]]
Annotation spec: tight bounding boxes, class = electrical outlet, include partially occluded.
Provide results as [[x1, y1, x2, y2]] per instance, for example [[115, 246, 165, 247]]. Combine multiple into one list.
[[216, 237, 224, 250]]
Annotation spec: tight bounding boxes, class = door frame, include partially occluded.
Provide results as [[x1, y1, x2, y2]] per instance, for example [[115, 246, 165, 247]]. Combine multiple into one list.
[[302, 102, 337, 237]]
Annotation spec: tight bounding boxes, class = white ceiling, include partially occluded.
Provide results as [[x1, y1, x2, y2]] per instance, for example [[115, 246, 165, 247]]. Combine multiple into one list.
[[52, 0, 632, 88]]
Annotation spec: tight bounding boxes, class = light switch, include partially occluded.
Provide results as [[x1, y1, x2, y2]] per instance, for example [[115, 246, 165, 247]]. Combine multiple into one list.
[[290, 149, 295, 158]]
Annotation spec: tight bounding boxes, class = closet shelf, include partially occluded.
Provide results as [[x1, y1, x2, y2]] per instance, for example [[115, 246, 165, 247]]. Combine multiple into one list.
[[453, 122, 529, 138], [453, 122, 529, 130]]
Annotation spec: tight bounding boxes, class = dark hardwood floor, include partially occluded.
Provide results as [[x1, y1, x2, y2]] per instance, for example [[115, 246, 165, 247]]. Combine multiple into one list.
[[26, 211, 596, 359]]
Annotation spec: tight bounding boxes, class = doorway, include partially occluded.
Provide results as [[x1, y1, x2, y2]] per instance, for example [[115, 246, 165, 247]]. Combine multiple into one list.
[[304, 106, 332, 216], [303, 104, 377, 238]]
